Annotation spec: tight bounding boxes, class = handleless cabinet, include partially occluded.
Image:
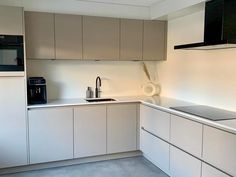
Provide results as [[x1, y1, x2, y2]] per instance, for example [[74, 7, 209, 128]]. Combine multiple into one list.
[[0, 6, 23, 35], [203, 125, 236, 176], [28, 107, 73, 164], [25, 11, 55, 59], [74, 105, 106, 158], [143, 20, 167, 61], [83, 16, 119, 60], [107, 104, 137, 153], [55, 14, 82, 60], [202, 163, 231, 177], [120, 19, 143, 60]]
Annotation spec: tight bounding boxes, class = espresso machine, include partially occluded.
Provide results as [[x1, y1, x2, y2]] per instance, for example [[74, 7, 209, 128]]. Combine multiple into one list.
[[27, 77, 47, 104]]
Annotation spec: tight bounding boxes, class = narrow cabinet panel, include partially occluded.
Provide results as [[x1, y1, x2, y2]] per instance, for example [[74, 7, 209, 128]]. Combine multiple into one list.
[[202, 163, 230, 177], [120, 19, 143, 60], [74, 105, 106, 158], [107, 104, 137, 153], [203, 125, 236, 176], [83, 16, 119, 60], [28, 107, 73, 164], [25, 11, 55, 59], [170, 146, 201, 177], [143, 20, 167, 61], [55, 14, 82, 59]]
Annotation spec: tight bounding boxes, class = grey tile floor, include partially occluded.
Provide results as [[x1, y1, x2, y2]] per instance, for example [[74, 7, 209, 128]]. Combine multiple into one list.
[[1, 157, 169, 177]]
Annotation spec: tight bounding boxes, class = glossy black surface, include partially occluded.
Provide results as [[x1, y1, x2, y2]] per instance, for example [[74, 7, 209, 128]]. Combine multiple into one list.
[[85, 98, 116, 102], [170, 105, 236, 121]]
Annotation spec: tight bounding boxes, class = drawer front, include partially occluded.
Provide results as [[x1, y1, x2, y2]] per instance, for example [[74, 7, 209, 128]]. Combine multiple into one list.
[[203, 125, 236, 176], [202, 163, 230, 177], [140, 104, 170, 141], [140, 129, 170, 175], [170, 114, 203, 158]]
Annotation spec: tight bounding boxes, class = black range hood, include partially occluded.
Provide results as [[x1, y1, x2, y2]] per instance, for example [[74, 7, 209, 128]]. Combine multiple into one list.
[[174, 0, 236, 50]]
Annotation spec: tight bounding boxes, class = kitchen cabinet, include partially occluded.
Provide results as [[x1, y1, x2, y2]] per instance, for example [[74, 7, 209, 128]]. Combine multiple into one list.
[[140, 129, 170, 175], [25, 11, 55, 59], [170, 146, 201, 177], [143, 20, 167, 61], [170, 114, 203, 158], [83, 16, 119, 60], [140, 104, 170, 141], [74, 105, 106, 158], [120, 19, 143, 60], [202, 163, 230, 177], [203, 125, 236, 176], [0, 6, 23, 35], [107, 104, 137, 153], [28, 107, 73, 164], [0, 77, 27, 168], [55, 14, 82, 60]]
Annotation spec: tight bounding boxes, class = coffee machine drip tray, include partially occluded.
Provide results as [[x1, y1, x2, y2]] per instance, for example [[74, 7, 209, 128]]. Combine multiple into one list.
[[170, 105, 236, 121]]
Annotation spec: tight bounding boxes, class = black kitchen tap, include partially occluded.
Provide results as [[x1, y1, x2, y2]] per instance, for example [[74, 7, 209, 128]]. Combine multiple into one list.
[[95, 76, 101, 98]]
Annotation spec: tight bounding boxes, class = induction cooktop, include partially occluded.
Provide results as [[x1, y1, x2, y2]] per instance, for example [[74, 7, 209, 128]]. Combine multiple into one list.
[[170, 105, 236, 121]]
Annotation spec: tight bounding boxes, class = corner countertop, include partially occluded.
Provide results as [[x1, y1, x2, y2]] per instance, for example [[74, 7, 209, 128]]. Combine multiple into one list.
[[27, 95, 236, 135]]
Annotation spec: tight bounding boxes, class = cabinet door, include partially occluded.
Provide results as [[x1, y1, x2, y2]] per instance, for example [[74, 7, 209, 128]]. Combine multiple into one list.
[[140, 104, 170, 141], [170, 146, 201, 177], [0, 6, 23, 35], [202, 163, 230, 177], [203, 126, 236, 176], [74, 105, 106, 158], [120, 19, 143, 60], [0, 77, 27, 168], [25, 11, 55, 59], [28, 107, 73, 164], [83, 16, 119, 60], [140, 129, 169, 175], [143, 20, 167, 61], [170, 114, 203, 158], [107, 104, 137, 153], [55, 14, 82, 60]]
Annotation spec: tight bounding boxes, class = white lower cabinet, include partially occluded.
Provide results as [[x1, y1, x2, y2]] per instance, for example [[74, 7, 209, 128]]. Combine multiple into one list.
[[170, 146, 201, 177], [203, 125, 236, 176], [140, 129, 170, 175], [74, 105, 106, 158], [107, 104, 137, 153], [202, 163, 230, 177], [28, 107, 74, 164]]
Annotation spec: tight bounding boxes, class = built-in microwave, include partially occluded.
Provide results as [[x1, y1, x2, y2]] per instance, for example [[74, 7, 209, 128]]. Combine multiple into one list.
[[0, 35, 24, 72]]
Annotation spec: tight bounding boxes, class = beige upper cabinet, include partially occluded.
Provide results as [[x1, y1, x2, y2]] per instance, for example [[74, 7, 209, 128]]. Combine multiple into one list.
[[120, 19, 143, 60], [83, 16, 119, 60], [143, 20, 167, 61], [0, 6, 23, 35], [25, 11, 55, 59], [55, 14, 82, 60]]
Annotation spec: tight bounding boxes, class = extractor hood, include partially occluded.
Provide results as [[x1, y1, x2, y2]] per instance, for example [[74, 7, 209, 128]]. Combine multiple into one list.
[[174, 0, 236, 50]]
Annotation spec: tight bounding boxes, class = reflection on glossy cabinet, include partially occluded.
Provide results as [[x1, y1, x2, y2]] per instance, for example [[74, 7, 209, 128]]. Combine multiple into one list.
[[170, 114, 203, 158], [203, 126, 236, 176], [143, 20, 167, 61], [83, 16, 119, 60], [170, 146, 201, 177], [55, 14, 82, 59], [202, 163, 230, 177], [120, 19, 143, 60], [74, 105, 106, 158], [107, 104, 137, 153], [25, 11, 55, 59], [0, 6, 23, 35], [28, 107, 73, 164]]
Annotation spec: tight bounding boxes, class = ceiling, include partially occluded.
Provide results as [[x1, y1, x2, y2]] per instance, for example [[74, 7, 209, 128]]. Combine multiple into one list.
[[75, 0, 165, 7]]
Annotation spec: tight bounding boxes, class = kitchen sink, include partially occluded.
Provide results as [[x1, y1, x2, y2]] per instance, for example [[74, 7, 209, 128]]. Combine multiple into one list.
[[85, 98, 116, 102]]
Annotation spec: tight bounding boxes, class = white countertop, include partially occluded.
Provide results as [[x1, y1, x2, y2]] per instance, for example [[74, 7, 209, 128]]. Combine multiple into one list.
[[27, 95, 236, 135]]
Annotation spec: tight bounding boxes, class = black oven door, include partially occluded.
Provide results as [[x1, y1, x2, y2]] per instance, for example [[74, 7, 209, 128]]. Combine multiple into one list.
[[0, 45, 24, 71]]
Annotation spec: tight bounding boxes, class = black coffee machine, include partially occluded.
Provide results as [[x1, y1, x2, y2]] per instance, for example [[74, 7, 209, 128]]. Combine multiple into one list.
[[27, 77, 47, 104]]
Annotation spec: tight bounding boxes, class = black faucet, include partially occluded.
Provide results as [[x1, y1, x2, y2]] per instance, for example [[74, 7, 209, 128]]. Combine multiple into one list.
[[95, 76, 101, 98]]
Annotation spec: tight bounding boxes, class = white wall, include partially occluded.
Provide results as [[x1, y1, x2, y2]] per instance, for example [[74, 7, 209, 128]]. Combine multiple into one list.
[[158, 10, 236, 111], [27, 60, 146, 99]]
